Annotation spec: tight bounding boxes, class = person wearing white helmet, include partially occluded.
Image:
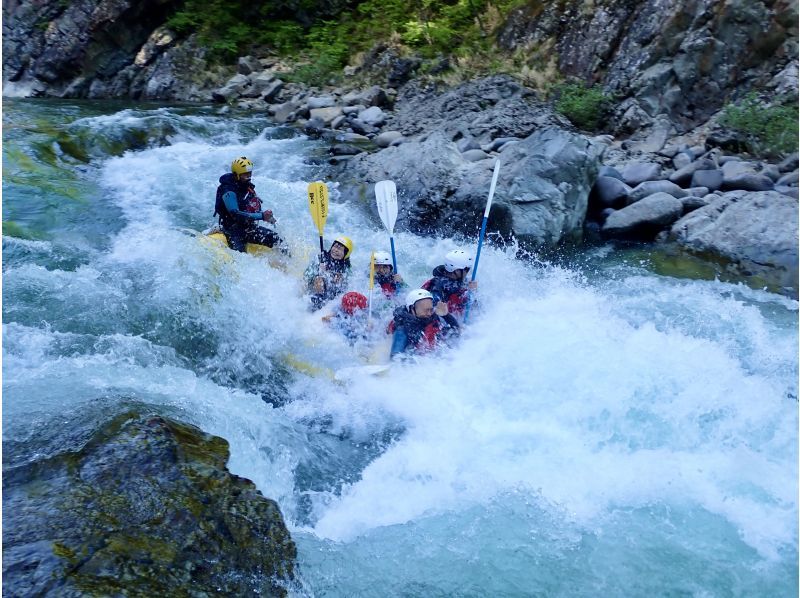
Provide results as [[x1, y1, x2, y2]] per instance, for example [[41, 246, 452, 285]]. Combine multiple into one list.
[[304, 236, 354, 311], [421, 248, 477, 319], [213, 156, 285, 253], [388, 288, 460, 359], [371, 250, 406, 299]]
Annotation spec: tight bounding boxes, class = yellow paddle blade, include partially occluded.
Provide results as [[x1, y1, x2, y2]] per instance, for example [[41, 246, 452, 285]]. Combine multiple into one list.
[[307, 181, 329, 236], [369, 252, 376, 289]]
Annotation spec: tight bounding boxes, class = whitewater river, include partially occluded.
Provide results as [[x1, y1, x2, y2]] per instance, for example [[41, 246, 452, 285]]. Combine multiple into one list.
[[3, 99, 798, 596]]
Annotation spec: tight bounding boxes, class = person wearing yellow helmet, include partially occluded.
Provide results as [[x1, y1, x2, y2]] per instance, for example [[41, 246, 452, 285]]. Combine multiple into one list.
[[304, 236, 353, 311], [213, 156, 286, 253]]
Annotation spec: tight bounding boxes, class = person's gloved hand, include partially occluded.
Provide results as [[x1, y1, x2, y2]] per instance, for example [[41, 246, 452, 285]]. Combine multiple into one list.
[[262, 209, 276, 223]]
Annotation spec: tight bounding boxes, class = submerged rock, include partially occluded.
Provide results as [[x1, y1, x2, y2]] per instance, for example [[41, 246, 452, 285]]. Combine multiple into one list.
[[3, 411, 296, 597]]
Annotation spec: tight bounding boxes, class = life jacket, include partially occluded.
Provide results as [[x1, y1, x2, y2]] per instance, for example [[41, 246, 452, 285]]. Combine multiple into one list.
[[214, 173, 262, 230], [388, 306, 457, 354], [306, 250, 352, 302], [421, 265, 470, 316], [376, 273, 399, 298]]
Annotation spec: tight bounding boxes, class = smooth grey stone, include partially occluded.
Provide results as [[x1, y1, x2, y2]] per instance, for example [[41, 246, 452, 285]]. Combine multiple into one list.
[[457, 137, 482, 152], [690, 169, 723, 191], [721, 160, 757, 178], [485, 137, 520, 152], [760, 164, 781, 181], [681, 195, 710, 214], [721, 173, 774, 192], [307, 95, 337, 109], [330, 144, 362, 156], [462, 149, 491, 162], [778, 153, 799, 173], [342, 104, 365, 115], [717, 155, 742, 165], [776, 170, 799, 187], [669, 159, 715, 187], [309, 106, 343, 125], [669, 190, 798, 296], [672, 151, 694, 170], [330, 115, 346, 130], [775, 185, 799, 199], [603, 192, 684, 239], [598, 165, 624, 180], [593, 176, 631, 208], [357, 106, 386, 126], [375, 131, 403, 148], [686, 186, 710, 197], [621, 162, 662, 186], [628, 179, 687, 204]]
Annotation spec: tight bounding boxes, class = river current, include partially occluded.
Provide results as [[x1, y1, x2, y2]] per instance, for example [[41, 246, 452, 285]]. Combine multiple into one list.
[[3, 99, 798, 596]]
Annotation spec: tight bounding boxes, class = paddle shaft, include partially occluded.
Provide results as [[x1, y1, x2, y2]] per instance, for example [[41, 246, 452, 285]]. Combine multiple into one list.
[[464, 160, 501, 323], [389, 237, 398, 273]]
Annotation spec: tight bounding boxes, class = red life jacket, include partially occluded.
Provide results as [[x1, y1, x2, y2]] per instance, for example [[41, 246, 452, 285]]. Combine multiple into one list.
[[243, 187, 262, 213], [421, 277, 469, 317]]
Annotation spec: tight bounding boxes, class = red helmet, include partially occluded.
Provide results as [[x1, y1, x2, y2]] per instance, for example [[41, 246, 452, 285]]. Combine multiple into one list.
[[341, 291, 368, 315]]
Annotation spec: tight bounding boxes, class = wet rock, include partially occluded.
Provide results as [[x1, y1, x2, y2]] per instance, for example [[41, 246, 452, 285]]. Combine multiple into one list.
[[690, 169, 723, 191], [621, 162, 662, 186], [592, 176, 631, 208], [603, 193, 685, 240], [2, 411, 296, 596], [238, 55, 262, 75], [669, 159, 716, 187], [669, 190, 799, 297], [309, 106, 343, 125], [686, 186, 710, 198], [357, 106, 386, 126], [462, 149, 491, 162], [262, 79, 284, 103], [778, 153, 799, 173], [776, 170, 799, 187], [599, 165, 624, 180], [628, 180, 687, 204], [307, 95, 337, 109], [269, 101, 299, 124], [721, 174, 774, 192], [458, 137, 483, 152], [374, 131, 404, 148], [303, 117, 326, 139], [681, 195, 710, 214]]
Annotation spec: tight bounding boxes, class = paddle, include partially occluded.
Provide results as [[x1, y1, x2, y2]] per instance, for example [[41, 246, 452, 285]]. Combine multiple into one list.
[[464, 160, 501, 324], [374, 180, 399, 272], [368, 251, 375, 325], [307, 181, 329, 254]]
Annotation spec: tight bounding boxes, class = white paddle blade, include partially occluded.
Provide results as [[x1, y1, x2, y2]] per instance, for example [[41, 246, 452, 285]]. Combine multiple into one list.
[[375, 180, 398, 234]]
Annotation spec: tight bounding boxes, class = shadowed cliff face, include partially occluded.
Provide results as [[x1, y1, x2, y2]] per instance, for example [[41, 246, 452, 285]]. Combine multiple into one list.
[[3, 410, 297, 597], [3, 0, 180, 97], [497, 0, 798, 131]]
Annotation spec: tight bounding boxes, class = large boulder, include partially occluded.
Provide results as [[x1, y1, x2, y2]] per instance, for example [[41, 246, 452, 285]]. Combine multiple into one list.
[[602, 192, 684, 240], [2, 411, 297, 596], [668, 190, 799, 297], [331, 126, 601, 244]]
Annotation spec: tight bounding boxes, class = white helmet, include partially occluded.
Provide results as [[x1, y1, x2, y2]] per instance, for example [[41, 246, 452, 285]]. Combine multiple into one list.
[[444, 249, 474, 272], [373, 251, 392, 266], [405, 288, 433, 309]]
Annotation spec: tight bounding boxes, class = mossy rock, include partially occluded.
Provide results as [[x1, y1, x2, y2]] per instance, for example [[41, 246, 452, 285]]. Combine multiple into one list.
[[3, 411, 296, 597]]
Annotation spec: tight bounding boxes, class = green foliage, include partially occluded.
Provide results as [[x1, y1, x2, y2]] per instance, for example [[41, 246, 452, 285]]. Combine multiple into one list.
[[553, 82, 612, 131], [282, 20, 351, 86], [720, 93, 799, 158]]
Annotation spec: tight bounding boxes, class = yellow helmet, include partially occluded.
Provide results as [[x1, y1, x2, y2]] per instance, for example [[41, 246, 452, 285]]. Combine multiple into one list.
[[332, 235, 353, 258], [231, 156, 253, 177]]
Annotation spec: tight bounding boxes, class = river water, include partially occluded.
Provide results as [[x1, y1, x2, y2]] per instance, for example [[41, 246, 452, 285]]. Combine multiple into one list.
[[3, 99, 798, 596]]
